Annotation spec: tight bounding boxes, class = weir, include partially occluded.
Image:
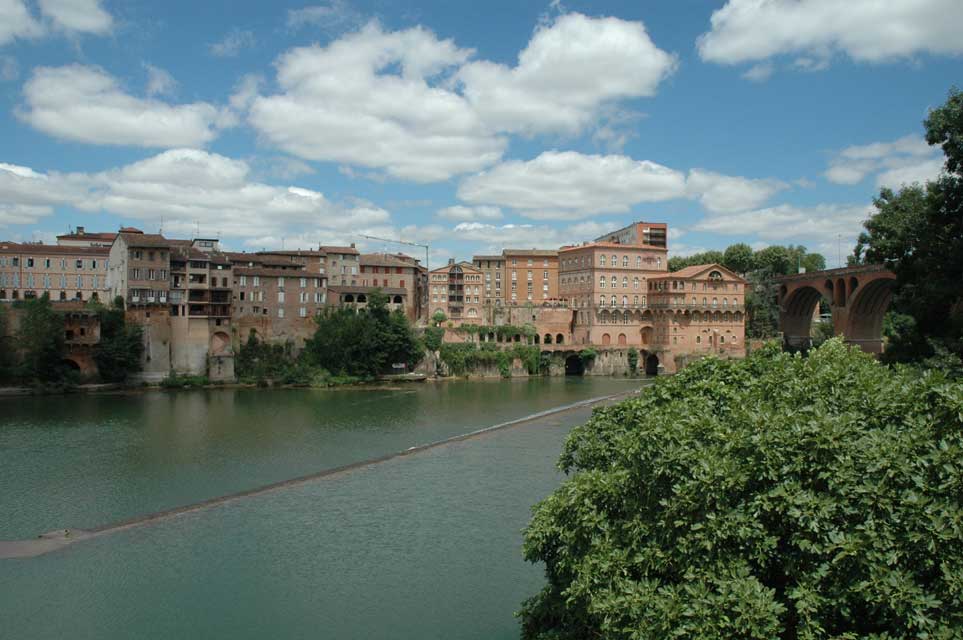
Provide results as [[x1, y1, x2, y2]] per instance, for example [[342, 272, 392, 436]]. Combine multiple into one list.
[[0, 389, 638, 560]]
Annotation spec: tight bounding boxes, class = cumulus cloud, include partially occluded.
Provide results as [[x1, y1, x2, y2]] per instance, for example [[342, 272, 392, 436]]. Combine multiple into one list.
[[249, 21, 502, 182], [693, 203, 872, 248], [38, 0, 112, 35], [457, 12, 677, 135], [0, 150, 391, 240], [436, 205, 502, 222], [685, 169, 787, 214], [248, 13, 675, 182], [208, 28, 255, 57], [0, 0, 43, 45], [457, 151, 687, 220], [825, 134, 943, 188], [698, 0, 963, 70], [18, 65, 225, 147], [741, 62, 773, 82]]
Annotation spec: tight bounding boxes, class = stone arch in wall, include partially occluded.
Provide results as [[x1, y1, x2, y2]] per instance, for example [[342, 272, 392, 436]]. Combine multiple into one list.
[[617, 333, 627, 345], [601, 333, 611, 346], [211, 331, 232, 356]]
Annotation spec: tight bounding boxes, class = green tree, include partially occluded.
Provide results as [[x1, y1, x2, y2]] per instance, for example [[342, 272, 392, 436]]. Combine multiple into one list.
[[431, 310, 447, 326], [744, 269, 780, 338], [626, 347, 638, 373], [852, 88, 963, 369], [17, 293, 66, 383], [753, 245, 794, 275], [722, 243, 755, 274], [0, 305, 13, 384], [521, 340, 963, 639], [93, 300, 144, 382], [303, 289, 423, 377]]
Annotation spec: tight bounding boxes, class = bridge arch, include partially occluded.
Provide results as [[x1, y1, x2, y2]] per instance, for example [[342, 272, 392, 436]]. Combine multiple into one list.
[[776, 265, 895, 354]]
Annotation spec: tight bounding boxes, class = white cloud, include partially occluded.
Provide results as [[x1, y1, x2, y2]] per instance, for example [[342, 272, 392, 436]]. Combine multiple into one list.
[[209, 28, 255, 58], [698, 0, 963, 69], [249, 21, 503, 182], [0, 55, 18, 81], [286, 1, 362, 31], [0, 0, 43, 45], [38, 0, 112, 35], [686, 169, 787, 214], [436, 205, 502, 221], [457, 151, 686, 220], [0, 150, 392, 241], [18, 65, 224, 148], [693, 203, 872, 247], [825, 134, 942, 187], [741, 62, 773, 82], [457, 12, 677, 135], [143, 63, 176, 97]]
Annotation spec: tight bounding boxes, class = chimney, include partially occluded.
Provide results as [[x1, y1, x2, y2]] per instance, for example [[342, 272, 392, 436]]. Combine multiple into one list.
[[77, 226, 85, 235], [350, 242, 356, 248], [448, 258, 454, 265]]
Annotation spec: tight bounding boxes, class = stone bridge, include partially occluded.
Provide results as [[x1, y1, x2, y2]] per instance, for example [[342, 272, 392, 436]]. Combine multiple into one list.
[[775, 264, 896, 354]]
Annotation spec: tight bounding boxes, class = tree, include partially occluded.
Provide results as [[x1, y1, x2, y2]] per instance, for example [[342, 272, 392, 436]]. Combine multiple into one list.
[[303, 289, 423, 377], [852, 88, 963, 368], [431, 310, 447, 326], [0, 305, 13, 384], [93, 299, 144, 382], [753, 245, 794, 276], [17, 293, 66, 383], [521, 340, 963, 639], [744, 269, 780, 338], [722, 243, 755, 274]]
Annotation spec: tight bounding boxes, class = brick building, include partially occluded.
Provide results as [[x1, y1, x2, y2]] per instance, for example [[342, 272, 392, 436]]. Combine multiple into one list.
[[0, 242, 110, 302]]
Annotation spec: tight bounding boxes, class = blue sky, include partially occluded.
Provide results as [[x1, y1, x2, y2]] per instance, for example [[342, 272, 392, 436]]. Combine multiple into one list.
[[0, 0, 959, 267]]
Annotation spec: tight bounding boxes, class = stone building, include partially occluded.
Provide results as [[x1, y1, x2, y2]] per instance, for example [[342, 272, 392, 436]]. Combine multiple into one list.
[[0, 242, 110, 302], [471, 254, 505, 308], [503, 249, 559, 305], [358, 252, 422, 321], [232, 266, 327, 348], [322, 245, 360, 287]]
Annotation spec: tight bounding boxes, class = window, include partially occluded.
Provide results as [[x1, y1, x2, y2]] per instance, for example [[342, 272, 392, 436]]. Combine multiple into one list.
[[253, 276, 260, 287], [278, 291, 285, 303], [599, 255, 606, 266], [278, 277, 285, 289], [27, 257, 34, 268], [299, 307, 307, 318], [239, 275, 247, 286], [611, 295, 617, 306], [314, 292, 323, 303], [611, 255, 617, 265], [610, 276, 617, 288], [314, 278, 321, 288], [600, 295, 606, 306], [300, 277, 306, 288], [599, 276, 606, 288], [44, 258, 51, 268], [622, 256, 628, 267], [622, 276, 628, 288], [92, 260, 97, 269], [633, 277, 640, 289], [278, 308, 285, 318]]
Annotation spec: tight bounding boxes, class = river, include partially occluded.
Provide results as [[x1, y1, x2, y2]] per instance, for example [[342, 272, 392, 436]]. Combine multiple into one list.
[[0, 377, 642, 639]]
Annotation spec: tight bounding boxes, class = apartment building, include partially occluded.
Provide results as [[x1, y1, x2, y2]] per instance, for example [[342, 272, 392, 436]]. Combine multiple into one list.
[[0, 242, 110, 302], [503, 249, 559, 305], [357, 253, 421, 321], [322, 245, 360, 286], [232, 266, 327, 345], [428, 259, 484, 325], [471, 255, 504, 308], [594, 221, 668, 249]]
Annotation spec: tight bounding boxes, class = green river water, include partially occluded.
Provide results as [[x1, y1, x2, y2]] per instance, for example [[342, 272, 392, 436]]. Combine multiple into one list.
[[0, 377, 642, 639]]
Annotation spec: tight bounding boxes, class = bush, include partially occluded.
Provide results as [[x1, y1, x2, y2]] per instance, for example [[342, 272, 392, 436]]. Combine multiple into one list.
[[93, 300, 143, 383], [161, 373, 209, 388], [439, 342, 542, 377], [423, 326, 445, 352], [626, 347, 638, 373], [578, 348, 597, 362], [521, 339, 963, 639]]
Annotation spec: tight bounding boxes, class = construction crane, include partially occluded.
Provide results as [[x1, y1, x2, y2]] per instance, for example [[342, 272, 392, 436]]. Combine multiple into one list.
[[359, 234, 430, 271]]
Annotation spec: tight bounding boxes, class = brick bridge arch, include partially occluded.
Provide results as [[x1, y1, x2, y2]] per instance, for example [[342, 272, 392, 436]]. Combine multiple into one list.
[[775, 264, 896, 354]]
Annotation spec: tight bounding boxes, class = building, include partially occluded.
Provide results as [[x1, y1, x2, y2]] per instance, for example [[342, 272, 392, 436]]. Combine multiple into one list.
[[471, 255, 505, 308], [0, 241, 110, 302], [56, 227, 117, 248], [428, 259, 484, 325], [594, 221, 668, 248], [503, 249, 559, 306], [322, 245, 360, 287], [357, 252, 422, 321], [232, 266, 327, 347]]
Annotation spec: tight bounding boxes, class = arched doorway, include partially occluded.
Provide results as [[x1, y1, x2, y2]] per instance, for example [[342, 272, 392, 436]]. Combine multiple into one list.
[[544, 334, 553, 344], [645, 354, 659, 375], [555, 333, 564, 344], [617, 333, 627, 345], [565, 354, 584, 376], [601, 333, 611, 346]]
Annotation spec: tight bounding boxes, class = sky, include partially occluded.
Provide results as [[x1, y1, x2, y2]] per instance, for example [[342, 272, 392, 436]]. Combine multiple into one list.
[[0, 0, 959, 267]]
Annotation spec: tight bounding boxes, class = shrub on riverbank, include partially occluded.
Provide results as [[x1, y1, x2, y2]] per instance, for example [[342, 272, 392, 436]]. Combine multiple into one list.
[[439, 342, 541, 377], [161, 373, 210, 388], [521, 339, 963, 639]]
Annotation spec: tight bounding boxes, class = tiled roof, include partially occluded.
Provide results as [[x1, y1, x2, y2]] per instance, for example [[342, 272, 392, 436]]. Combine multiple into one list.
[[234, 266, 317, 278], [656, 264, 747, 282], [320, 245, 359, 255], [502, 248, 558, 257], [116, 232, 170, 248], [360, 253, 417, 268], [56, 231, 117, 241], [258, 249, 326, 257], [472, 255, 503, 261], [224, 252, 302, 268], [0, 242, 109, 255]]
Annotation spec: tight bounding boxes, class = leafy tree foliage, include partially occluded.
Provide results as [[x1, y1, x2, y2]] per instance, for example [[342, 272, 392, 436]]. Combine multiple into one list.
[[722, 242, 755, 274], [17, 294, 67, 383], [744, 269, 781, 338], [626, 347, 638, 373], [853, 88, 963, 370], [423, 326, 445, 351], [521, 340, 963, 639], [439, 342, 540, 377], [92, 298, 143, 382], [302, 289, 423, 377], [431, 310, 447, 326]]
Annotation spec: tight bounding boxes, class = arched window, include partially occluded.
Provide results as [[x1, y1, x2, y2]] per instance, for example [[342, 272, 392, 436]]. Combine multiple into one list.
[[467, 308, 477, 317], [622, 276, 628, 288], [610, 276, 617, 288], [599, 255, 606, 266], [636, 256, 642, 268], [641, 295, 647, 306], [720, 336, 726, 344], [599, 276, 606, 288], [611, 254, 617, 265], [622, 256, 629, 267], [723, 298, 728, 307], [657, 257, 662, 268], [633, 277, 640, 289], [702, 297, 707, 306], [611, 295, 617, 306], [712, 297, 718, 307], [600, 295, 606, 306], [633, 295, 638, 305], [622, 295, 628, 307]]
